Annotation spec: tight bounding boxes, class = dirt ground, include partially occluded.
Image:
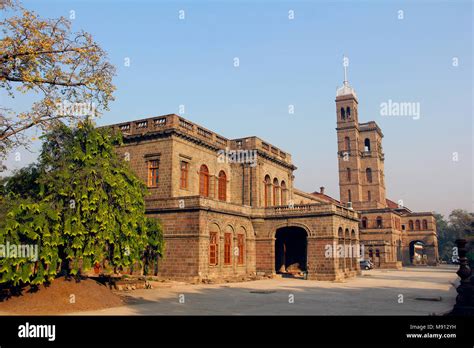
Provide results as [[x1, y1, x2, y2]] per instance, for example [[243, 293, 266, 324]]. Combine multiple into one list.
[[0, 266, 459, 315], [0, 277, 124, 315], [72, 265, 459, 316]]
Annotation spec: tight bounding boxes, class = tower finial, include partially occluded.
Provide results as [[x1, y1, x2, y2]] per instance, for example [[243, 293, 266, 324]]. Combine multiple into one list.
[[343, 55, 349, 86], [336, 55, 357, 98]]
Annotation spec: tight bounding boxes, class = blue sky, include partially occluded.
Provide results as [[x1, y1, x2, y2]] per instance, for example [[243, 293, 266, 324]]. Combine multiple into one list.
[[2, 0, 472, 217]]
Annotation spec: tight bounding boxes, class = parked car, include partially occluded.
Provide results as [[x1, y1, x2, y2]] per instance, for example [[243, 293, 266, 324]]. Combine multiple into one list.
[[360, 260, 373, 270]]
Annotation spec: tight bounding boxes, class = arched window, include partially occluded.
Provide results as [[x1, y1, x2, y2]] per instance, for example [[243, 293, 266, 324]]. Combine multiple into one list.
[[346, 107, 351, 118], [199, 164, 209, 197], [364, 138, 371, 152], [348, 189, 352, 202], [366, 168, 373, 183], [375, 249, 380, 257], [209, 227, 219, 266], [341, 107, 345, 120], [345, 137, 351, 151], [224, 227, 232, 265], [237, 232, 245, 265], [415, 220, 420, 230], [218, 170, 227, 201], [346, 168, 351, 182], [376, 216, 383, 228], [280, 181, 287, 205], [264, 175, 271, 207], [361, 217, 368, 229], [273, 178, 280, 206], [409, 220, 414, 230], [422, 219, 428, 230], [369, 249, 373, 258]]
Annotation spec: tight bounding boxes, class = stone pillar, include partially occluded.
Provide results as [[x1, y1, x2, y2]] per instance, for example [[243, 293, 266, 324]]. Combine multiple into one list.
[[253, 219, 274, 276], [425, 244, 439, 266], [401, 242, 410, 266], [307, 237, 342, 281], [255, 237, 274, 275]]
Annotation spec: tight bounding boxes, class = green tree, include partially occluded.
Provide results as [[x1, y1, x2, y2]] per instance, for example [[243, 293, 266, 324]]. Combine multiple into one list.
[[0, 1, 115, 158], [0, 121, 163, 285], [436, 213, 454, 262], [436, 210, 474, 263]]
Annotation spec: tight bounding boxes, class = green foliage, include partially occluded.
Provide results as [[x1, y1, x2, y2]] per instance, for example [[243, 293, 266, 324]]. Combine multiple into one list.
[[143, 218, 164, 275], [0, 121, 164, 285], [436, 209, 474, 263]]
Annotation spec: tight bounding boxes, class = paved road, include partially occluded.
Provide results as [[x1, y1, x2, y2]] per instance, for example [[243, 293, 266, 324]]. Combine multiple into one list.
[[74, 265, 458, 315]]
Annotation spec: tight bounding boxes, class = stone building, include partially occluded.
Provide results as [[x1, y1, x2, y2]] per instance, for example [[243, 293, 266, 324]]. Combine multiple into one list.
[[107, 76, 438, 281], [334, 77, 439, 268], [109, 113, 360, 282]]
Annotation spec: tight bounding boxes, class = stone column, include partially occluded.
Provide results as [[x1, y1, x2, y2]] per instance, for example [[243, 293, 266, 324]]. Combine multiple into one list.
[[253, 219, 274, 275], [307, 237, 342, 281], [425, 243, 439, 266]]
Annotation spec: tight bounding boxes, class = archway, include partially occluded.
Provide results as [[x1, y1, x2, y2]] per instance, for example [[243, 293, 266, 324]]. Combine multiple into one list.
[[409, 240, 426, 265], [275, 227, 307, 276]]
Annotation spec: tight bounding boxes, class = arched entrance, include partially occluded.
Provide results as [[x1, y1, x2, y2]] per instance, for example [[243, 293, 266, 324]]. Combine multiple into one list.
[[275, 227, 307, 276], [409, 240, 426, 265]]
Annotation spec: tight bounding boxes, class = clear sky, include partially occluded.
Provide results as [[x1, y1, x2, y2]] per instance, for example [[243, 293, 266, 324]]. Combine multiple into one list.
[[2, 0, 473, 217]]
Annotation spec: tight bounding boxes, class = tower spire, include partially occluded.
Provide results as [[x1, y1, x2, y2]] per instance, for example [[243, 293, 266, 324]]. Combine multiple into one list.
[[336, 55, 357, 99], [343, 55, 348, 86]]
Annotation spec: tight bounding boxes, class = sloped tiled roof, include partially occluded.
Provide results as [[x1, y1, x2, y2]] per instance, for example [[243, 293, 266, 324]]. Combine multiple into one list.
[[311, 191, 341, 205]]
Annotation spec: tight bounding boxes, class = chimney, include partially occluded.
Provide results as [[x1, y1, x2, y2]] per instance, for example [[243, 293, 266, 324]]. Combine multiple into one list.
[[320, 186, 325, 194]]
